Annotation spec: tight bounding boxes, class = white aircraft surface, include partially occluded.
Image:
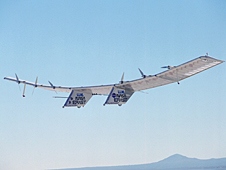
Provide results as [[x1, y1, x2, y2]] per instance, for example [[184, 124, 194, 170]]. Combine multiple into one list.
[[4, 55, 224, 108]]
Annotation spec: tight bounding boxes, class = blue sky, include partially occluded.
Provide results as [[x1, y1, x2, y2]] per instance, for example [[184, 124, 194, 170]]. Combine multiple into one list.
[[0, 0, 226, 170]]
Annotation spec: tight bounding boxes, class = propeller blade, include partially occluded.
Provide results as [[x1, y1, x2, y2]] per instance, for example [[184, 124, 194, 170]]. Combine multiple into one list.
[[15, 73, 21, 91], [35, 76, 38, 86], [138, 68, 146, 78], [32, 88, 35, 95], [18, 84, 21, 91], [32, 76, 38, 95], [120, 72, 124, 84], [48, 81, 57, 94], [15, 73, 20, 83], [48, 81, 55, 89]]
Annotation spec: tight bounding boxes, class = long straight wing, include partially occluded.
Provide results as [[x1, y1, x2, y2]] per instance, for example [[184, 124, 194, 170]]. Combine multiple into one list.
[[116, 56, 224, 91], [4, 55, 224, 107], [3, 77, 114, 94]]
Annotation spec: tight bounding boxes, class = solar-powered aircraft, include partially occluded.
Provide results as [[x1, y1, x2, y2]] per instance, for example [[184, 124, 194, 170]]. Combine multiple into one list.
[[4, 55, 224, 108]]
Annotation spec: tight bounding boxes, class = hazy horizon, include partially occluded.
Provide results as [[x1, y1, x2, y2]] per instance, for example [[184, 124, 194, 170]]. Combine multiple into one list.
[[49, 154, 226, 170]]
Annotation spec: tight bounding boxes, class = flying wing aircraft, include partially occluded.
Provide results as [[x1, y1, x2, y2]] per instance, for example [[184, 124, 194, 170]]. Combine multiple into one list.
[[4, 55, 224, 108]]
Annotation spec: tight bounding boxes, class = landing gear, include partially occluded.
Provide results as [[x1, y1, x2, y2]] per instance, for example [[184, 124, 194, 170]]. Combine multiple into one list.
[[118, 104, 122, 106]]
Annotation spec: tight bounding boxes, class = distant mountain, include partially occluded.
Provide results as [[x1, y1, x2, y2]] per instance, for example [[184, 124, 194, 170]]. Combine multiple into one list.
[[52, 154, 226, 170]]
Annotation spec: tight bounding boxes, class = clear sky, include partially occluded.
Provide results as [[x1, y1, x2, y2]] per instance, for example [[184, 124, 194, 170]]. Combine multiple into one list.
[[0, 0, 226, 170]]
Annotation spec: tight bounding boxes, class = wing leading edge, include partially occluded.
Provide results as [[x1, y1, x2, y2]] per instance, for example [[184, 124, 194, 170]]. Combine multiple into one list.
[[4, 55, 224, 108]]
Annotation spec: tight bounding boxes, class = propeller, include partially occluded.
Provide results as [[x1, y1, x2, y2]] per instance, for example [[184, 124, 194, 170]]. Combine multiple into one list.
[[138, 68, 146, 78], [48, 81, 55, 89], [15, 73, 21, 91], [48, 81, 57, 94], [120, 72, 124, 84], [32, 76, 38, 95]]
